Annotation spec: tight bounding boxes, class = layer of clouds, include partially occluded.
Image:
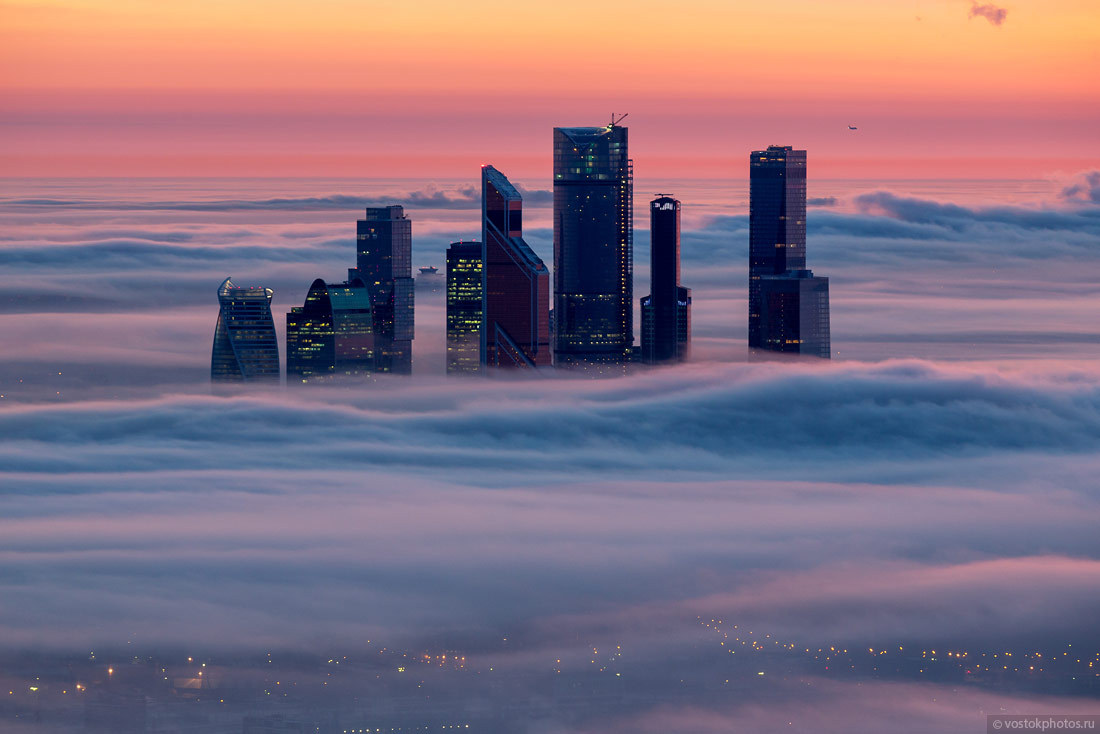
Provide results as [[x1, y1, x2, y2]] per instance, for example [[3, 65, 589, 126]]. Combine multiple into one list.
[[682, 191, 1100, 267], [1061, 170, 1100, 204], [2, 360, 1100, 650], [2, 178, 1100, 728], [1, 184, 553, 212]]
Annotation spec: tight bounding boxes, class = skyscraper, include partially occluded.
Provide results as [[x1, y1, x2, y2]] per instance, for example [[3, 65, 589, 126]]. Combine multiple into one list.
[[749, 145, 806, 349], [640, 196, 691, 363], [446, 240, 482, 375], [552, 122, 633, 368], [350, 205, 414, 374], [748, 146, 830, 358], [757, 270, 830, 358], [211, 277, 280, 382], [481, 165, 550, 368], [286, 278, 375, 383]]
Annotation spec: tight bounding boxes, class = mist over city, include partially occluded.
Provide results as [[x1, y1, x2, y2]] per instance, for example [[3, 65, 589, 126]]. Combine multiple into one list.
[[2, 1, 1100, 732]]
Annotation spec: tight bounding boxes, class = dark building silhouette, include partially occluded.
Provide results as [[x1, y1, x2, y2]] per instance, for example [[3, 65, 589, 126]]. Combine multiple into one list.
[[758, 270, 830, 358], [350, 205, 414, 374], [749, 146, 806, 348], [748, 146, 830, 358], [552, 122, 633, 368], [286, 278, 375, 383], [211, 277, 280, 382], [446, 240, 483, 374], [481, 165, 550, 368], [640, 196, 691, 363]]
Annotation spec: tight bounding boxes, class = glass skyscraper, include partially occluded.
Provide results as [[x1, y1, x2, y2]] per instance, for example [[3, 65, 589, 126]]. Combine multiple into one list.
[[552, 123, 633, 368], [757, 270, 831, 358], [350, 205, 414, 374], [211, 277, 280, 382], [749, 145, 807, 348], [286, 278, 375, 383], [446, 240, 483, 375], [640, 196, 691, 364], [481, 165, 550, 369], [748, 146, 830, 358]]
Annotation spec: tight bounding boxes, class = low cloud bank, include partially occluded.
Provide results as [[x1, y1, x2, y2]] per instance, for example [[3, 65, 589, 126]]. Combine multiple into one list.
[[2, 183, 553, 212], [0, 361, 1099, 654], [1060, 171, 1100, 204]]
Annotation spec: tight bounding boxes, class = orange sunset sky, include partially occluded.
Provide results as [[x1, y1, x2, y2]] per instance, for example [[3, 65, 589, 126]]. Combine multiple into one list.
[[2, 0, 1098, 178]]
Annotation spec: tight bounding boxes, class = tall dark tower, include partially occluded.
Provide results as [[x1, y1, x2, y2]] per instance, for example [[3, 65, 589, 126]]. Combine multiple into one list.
[[481, 166, 550, 368], [640, 196, 690, 363], [552, 121, 633, 368], [446, 240, 483, 375], [749, 146, 806, 349], [211, 277, 280, 382], [748, 146, 830, 358], [351, 205, 414, 374]]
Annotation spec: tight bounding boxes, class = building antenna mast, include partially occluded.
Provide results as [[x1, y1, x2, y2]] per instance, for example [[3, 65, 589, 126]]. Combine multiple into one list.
[[609, 112, 629, 127]]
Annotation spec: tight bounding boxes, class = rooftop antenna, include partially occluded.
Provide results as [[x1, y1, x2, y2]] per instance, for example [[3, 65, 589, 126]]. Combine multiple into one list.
[[609, 112, 629, 127]]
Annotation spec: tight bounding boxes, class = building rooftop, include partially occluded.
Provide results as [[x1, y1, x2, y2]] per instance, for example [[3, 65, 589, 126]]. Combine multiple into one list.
[[218, 276, 272, 300], [482, 165, 521, 200], [361, 205, 406, 221], [555, 126, 620, 145], [507, 236, 548, 274]]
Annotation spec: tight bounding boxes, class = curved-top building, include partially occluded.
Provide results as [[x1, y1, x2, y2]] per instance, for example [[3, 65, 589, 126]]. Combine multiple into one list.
[[211, 277, 280, 382], [286, 278, 375, 383]]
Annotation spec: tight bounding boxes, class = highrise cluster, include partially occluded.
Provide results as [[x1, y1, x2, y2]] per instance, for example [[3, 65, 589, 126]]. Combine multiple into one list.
[[211, 124, 831, 383]]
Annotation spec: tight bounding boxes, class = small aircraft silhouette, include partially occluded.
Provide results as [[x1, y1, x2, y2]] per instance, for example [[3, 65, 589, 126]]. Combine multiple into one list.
[[848, 125, 858, 130]]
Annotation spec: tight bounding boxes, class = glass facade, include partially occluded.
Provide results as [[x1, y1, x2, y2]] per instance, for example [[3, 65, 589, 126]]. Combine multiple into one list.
[[446, 240, 483, 375], [481, 166, 551, 369], [757, 270, 831, 359], [676, 286, 692, 360], [748, 145, 829, 358], [329, 280, 376, 373], [552, 124, 633, 368], [286, 280, 335, 383], [640, 196, 690, 364], [350, 205, 413, 374], [211, 277, 280, 382], [286, 278, 375, 383], [749, 146, 807, 349]]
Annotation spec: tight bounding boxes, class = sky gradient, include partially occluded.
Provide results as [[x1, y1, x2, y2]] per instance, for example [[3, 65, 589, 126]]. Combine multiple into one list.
[[2, 0, 1099, 177]]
